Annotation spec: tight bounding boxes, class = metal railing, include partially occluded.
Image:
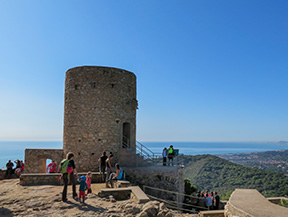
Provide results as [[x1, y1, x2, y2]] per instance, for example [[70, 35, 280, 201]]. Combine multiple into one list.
[[135, 141, 184, 167], [122, 136, 130, 148], [143, 185, 209, 214]]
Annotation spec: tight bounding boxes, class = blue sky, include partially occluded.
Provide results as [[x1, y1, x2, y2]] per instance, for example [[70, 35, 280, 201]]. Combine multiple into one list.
[[0, 1, 287, 142]]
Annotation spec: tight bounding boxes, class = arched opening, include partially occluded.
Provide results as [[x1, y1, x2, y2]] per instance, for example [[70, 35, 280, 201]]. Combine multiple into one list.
[[46, 159, 52, 173], [122, 122, 131, 148], [46, 158, 58, 173]]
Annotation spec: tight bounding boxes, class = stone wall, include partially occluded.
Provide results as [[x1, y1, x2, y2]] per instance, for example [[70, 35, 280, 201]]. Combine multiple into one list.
[[63, 66, 138, 172], [124, 166, 184, 203], [20, 172, 103, 185], [24, 149, 64, 173]]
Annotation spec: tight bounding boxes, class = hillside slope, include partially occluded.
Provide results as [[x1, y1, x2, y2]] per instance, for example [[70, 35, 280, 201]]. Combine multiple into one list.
[[183, 155, 288, 197]]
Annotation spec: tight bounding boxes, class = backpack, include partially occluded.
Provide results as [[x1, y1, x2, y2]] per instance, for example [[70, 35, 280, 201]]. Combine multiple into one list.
[[60, 159, 73, 174]]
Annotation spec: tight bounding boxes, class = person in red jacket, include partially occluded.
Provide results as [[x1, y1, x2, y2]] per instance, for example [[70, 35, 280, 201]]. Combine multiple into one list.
[[46, 160, 57, 173]]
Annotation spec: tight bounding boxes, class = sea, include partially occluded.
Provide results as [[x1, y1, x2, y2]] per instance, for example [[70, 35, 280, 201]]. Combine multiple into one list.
[[0, 141, 287, 169]]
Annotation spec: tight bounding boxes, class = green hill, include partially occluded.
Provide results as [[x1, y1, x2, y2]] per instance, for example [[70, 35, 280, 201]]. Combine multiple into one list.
[[183, 154, 288, 198]]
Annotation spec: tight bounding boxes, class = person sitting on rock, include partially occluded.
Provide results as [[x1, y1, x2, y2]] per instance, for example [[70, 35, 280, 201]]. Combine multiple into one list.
[[15, 160, 24, 177], [106, 163, 124, 188], [78, 176, 87, 203]]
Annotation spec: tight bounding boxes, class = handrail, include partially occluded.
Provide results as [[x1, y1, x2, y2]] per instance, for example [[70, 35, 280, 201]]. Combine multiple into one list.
[[143, 185, 200, 200], [135, 141, 183, 167], [136, 141, 154, 155], [143, 185, 209, 213], [146, 194, 199, 213]]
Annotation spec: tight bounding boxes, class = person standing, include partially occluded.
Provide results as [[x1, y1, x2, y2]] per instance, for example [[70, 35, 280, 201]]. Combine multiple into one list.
[[168, 145, 175, 166], [86, 171, 92, 194], [98, 152, 108, 181], [162, 148, 167, 166], [61, 152, 78, 202], [6, 160, 14, 177], [46, 160, 57, 173], [105, 153, 114, 187], [214, 192, 220, 210]]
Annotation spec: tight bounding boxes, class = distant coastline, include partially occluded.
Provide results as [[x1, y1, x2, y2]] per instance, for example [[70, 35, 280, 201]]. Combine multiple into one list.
[[1, 141, 288, 169]]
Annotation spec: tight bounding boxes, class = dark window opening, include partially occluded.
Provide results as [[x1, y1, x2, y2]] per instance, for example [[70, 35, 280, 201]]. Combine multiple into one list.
[[93, 82, 96, 88], [98, 139, 101, 141], [75, 85, 78, 90], [78, 139, 81, 142], [91, 153, 94, 156], [78, 152, 81, 155], [111, 84, 115, 88], [122, 122, 131, 148]]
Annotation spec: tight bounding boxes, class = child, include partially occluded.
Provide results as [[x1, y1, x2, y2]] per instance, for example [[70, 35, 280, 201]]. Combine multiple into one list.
[[78, 176, 87, 203], [86, 171, 92, 194]]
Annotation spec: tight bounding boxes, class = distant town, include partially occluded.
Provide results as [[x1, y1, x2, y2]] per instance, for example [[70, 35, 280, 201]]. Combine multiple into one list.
[[217, 149, 288, 175]]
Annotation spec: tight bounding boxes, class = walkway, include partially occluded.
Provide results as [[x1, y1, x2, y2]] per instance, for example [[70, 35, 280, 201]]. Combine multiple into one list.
[[227, 189, 288, 217]]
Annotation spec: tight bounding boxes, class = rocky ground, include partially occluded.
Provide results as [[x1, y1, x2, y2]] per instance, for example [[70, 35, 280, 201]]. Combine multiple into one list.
[[0, 179, 198, 217]]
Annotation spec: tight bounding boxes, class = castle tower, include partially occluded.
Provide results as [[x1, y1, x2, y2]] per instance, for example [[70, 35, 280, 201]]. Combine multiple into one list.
[[63, 66, 137, 172]]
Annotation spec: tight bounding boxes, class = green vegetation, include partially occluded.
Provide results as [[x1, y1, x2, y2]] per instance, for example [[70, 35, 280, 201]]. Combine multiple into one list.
[[279, 199, 288, 208], [183, 154, 288, 198], [184, 178, 198, 195]]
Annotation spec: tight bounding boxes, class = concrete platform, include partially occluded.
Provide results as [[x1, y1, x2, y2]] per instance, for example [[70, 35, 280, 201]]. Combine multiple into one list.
[[226, 189, 288, 217], [98, 186, 149, 203]]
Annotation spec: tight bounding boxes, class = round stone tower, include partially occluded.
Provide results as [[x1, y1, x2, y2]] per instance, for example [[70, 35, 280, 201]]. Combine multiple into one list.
[[63, 66, 137, 172]]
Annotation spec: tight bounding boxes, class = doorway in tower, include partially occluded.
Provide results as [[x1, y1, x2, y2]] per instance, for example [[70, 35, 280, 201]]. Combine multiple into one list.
[[122, 122, 130, 148]]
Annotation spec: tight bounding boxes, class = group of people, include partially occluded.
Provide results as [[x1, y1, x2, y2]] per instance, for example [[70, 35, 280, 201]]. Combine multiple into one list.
[[162, 145, 175, 166], [196, 191, 220, 210], [60, 151, 124, 203], [59, 152, 93, 203], [5, 159, 24, 177], [98, 151, 124, 188]]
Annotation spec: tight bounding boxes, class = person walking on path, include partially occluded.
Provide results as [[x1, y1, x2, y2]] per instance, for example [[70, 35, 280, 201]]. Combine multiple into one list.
[[98, 152, 108, 181], [61, 152, 78, 202], [167, 145, 175, 166], [78, 176, 87, 203], [162, 148, 167, 166], [105, 153, 114, 187]]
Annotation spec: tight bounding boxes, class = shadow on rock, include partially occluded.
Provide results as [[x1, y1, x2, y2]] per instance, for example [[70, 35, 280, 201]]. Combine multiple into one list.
[[65, 200, 107, 213], [0, 207, 13, 217]]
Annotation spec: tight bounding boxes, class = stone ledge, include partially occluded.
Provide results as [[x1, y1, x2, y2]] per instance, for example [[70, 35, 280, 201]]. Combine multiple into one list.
[[20, 172, 103, 186], [199, 210, 225, 217]]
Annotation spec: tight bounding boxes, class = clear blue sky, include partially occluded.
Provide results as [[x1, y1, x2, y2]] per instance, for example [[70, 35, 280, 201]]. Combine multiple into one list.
[[0, 1, 287, 142]]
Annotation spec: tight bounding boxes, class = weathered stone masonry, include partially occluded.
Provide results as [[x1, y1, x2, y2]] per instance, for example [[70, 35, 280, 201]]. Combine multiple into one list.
[[63, 66, 137, 172], [24, 66, 138, 173]]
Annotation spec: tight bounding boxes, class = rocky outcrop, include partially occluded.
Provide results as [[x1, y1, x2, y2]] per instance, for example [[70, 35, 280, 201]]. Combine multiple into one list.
[[0, 179, 197, 217]]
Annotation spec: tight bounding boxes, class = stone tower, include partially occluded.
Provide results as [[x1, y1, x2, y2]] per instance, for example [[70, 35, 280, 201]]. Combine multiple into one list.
[[63, 66, 137, 172]]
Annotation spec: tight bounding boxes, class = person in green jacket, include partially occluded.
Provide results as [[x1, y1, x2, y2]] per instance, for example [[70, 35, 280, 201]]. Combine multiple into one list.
[[168, 145, 175, 166]]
